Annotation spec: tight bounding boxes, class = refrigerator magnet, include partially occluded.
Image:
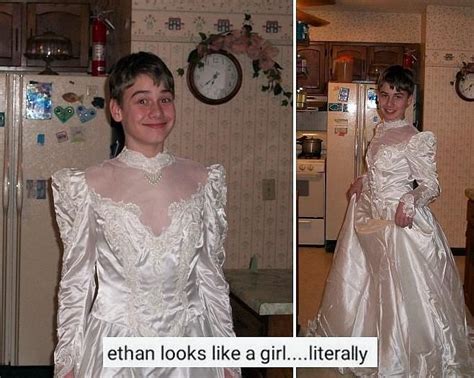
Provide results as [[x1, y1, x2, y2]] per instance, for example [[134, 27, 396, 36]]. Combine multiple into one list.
[[329, 103, 343, 112], [36, 134, 45, 146], [26, 82, 52, 120], [367, 89, 378, 109], [0, 112, 4, 127], [70, 126, 85, 143], [334, 126, 348, 136], [36, 180, 46, 199], [54, 106, 75, 123], [76, 105, 97, 123], [62, 92, 83, 103], [56, 130, 69, 143], [338, 87, 350, 102], [92, 96, 105, 109]]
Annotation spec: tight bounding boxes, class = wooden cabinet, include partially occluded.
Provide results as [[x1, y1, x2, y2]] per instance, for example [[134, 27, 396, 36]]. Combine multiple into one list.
[[464, 200, 474, 314], [297, 42, 328, 95], [297, 42, 420, 97], [0, 1, 90, 71], [25, 3, 89, 69], [330, 44, 367, 82], [329, 43, 419, 82], [0, 3, 22, 66]]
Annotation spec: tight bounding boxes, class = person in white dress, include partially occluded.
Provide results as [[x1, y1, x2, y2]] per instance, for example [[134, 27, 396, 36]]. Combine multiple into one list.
[[307, 65, 473, 376], [52, 52, 240, 378]]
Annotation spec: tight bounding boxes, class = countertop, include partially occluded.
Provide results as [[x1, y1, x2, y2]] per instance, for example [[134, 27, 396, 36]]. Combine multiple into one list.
[[224, 269, 292, 316], [466, 188, 474, 201]]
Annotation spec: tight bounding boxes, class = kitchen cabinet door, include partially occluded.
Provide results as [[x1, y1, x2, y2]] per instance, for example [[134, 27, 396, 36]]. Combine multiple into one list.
[[25, 3, 89, 69], [330, 45, 367, 81], [367, 45, 404, 80], [297, 42, 328, 95], [0, 3, 22, 66], [368, 45, 404, 66]]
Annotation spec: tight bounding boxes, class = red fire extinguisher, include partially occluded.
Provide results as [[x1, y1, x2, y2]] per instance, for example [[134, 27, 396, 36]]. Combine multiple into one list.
[[91, 16, 107, 76]]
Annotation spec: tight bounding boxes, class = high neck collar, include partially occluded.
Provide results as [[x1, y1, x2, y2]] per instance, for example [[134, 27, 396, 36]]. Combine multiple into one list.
[[116, 147, 175, 173], [381, 119, 410, 130]]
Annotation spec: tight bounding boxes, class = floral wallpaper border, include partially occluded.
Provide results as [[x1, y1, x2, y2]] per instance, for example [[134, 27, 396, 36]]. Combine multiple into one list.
[[132, 0, 291, 14], [425, 49, 474, 68], [132, 11, 292, 45]]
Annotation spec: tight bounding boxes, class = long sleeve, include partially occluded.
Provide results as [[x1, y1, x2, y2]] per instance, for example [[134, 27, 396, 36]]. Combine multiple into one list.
[[51, 168, 97, 378], [400, 132, 440, 215], [197, 164, 236, 338], [196, 165, 241, 377]]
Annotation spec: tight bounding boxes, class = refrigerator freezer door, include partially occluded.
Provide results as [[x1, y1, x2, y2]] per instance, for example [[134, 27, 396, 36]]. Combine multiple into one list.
[[12, 75, 110, 365], [326, 82, 359, 241]]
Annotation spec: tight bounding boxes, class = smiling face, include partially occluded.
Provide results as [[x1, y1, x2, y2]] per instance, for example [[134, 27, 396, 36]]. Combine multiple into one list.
[[110, 74, 175, 156], [377, 82, 413, 122]]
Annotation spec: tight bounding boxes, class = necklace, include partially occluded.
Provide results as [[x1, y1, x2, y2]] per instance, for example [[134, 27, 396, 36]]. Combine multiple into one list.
[[116, 147, 175, 185]]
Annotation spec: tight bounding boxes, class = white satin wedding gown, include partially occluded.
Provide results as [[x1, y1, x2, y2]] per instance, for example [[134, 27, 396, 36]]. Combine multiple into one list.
[[52, 148, 239, 377], [308, 119, 473, 376]]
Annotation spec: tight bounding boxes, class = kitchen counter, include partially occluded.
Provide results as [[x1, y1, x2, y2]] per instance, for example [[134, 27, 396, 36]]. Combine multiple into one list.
[[466, 188, 474, 201], [224, 269, 292, 316], [224, 269, 292, 378]]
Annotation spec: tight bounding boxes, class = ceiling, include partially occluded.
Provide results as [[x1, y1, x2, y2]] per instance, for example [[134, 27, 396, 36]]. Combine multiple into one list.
[[302, 0, 474, 14]]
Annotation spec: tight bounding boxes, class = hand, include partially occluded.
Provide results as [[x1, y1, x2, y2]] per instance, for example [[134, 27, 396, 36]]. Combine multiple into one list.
[[204, 72, 220, 86], [395, 202, 413, 228], [64, 371, 74, 378], [224, 368, 236, 378], [346, 177, 363, 201]]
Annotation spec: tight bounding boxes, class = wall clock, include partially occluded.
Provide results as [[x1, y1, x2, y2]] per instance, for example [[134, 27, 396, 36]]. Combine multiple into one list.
[[187, 51, 242, 105], [454, 62, 474, 102]]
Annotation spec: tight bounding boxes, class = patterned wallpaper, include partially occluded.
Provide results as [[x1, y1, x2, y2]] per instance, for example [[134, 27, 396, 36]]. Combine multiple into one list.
[[308, 10, 421, 43], [423, 5, 474, 248], [131, 0, 293, 268]]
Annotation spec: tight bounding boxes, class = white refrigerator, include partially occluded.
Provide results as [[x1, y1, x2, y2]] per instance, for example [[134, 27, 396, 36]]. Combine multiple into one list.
[[325, 82, 416, 245], [0, 73, 111, 365]]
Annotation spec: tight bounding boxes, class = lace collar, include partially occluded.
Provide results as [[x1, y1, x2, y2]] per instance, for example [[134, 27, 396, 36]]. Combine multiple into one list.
[[381, 119, 410, 130], [116, 147, 175, 174]]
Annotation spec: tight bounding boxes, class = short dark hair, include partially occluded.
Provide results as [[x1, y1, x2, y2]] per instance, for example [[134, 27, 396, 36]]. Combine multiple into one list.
[[108, 51, 175, 104], [377, 65, 415, 95]]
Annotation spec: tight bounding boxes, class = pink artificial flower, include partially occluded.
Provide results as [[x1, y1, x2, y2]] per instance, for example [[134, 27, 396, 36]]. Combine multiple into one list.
[[197, 43, 208, 57], [229, 35, 249, 54], [259, 57, 275, 71], [247, 34, 264, 60], [261, 40, 279, 60], [209, 35, 225, 51]]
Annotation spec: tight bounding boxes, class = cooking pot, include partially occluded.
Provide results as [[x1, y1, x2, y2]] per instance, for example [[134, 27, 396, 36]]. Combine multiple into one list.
[[297, 136, 322, 156]]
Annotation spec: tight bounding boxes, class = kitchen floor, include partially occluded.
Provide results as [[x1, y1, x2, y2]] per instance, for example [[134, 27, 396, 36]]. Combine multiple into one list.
[[296, 246, 473, 378]]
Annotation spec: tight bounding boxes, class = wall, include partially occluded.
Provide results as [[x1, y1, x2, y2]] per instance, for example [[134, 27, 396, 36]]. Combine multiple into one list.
[[130, 0, 293, 268], [309, 10, 421, 43], [423, 5, 474, 248]]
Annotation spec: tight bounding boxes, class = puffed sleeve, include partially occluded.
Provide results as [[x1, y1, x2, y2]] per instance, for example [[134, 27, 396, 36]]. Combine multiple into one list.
[[51, 168, 97, 378], [197, 165, 241, 377], [400, 132, 440, 216]]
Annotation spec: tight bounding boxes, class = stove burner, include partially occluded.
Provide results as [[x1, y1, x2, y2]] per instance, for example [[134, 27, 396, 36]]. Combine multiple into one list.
[[298, 152, 321, 159]]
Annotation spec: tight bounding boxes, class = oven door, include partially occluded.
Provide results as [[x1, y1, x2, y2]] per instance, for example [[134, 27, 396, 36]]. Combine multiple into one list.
[[297, 173, 325, 218], [297, 173, 325, 245]]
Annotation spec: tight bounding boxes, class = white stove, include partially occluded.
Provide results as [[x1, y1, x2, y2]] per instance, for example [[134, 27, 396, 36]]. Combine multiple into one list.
[[297, 132, 326, 246], [296, 158, 325, 176]]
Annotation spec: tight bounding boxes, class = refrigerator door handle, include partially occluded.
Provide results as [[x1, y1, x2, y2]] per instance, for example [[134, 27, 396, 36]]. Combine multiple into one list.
[[2, 161, 9, 214], [15, 79, 23, 215], [15, 164, 22, 213]]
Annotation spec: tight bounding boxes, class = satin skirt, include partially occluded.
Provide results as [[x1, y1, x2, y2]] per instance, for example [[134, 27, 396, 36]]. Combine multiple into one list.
[[312, 194, 473, 377]]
